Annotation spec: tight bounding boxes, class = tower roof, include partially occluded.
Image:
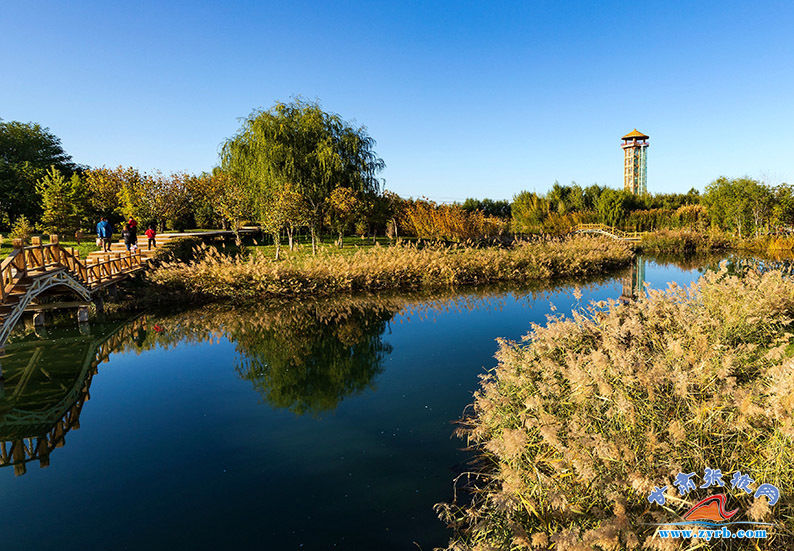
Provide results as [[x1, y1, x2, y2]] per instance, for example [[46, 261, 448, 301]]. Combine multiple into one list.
[[622, 129, 649, 140]]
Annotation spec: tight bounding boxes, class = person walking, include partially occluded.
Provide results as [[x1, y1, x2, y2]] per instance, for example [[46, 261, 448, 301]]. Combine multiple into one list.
[[122, 222, 138, 252], [128, 221, 138, 251], [120, 224, 130, 251], [145, 225, 157, 250], [96, 216, 114, 252]]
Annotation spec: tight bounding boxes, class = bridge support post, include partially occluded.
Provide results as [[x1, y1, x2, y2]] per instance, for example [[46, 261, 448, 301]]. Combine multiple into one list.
[[33, 311, 46, 327], [77, 306, 90, 323], [93, 295, 104, 314]]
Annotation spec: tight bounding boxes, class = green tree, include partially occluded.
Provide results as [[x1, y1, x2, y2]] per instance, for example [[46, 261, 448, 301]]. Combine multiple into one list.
[[36, 166, 91, 235], [0, 120, 79, 227], [772, 184, 794, 229], [461, 198, 511, 218], [261, 183, 311, 259], [220, 99, 384, 254], [326, 187, 361, 247], [582, 184, 605, 210], [511, 191, 549, 233], [9, 215, 34, 244], [596, 189, 632, 228], [702, 177, 769, 236], [547, 181, 572, 214]]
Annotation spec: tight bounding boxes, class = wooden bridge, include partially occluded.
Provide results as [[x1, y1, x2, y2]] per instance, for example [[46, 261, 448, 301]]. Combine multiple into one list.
[[0, 229, 261, 349], [0, 235, 148, 349], [573, 223, 648, 242]]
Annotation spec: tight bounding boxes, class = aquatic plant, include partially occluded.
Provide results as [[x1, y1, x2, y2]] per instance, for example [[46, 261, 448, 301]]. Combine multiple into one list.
[[438, 268, 794, 549], [147, 236, 632, 301], [639, 229, 730, 254]]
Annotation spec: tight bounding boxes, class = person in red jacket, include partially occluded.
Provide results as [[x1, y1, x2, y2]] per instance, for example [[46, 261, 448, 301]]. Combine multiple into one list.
[[145, 225, 157, 250]]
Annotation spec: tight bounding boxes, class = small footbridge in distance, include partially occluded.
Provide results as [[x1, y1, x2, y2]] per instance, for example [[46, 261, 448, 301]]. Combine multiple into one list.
[[573, 223, 648, 243]]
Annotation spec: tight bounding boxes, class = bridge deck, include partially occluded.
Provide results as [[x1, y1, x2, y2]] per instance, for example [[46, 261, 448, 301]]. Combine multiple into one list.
[[0, 237, 147, 347]]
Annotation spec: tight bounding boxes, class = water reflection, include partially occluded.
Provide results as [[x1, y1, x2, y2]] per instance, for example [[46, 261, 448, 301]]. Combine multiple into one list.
[[144, 277, 626, 414], [232, 304, 394, 415], [0, 317, 146, 475], [620, 256, 646, 302], [0, 253, 725, 479]]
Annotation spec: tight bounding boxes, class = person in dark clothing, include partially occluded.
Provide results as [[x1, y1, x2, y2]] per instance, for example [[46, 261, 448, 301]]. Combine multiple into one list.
[[122, 222, 138, 251]]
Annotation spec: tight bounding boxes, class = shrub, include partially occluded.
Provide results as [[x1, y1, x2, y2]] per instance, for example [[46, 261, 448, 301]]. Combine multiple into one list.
[[10, 215, 34, 244], [401, 199, 509, 241]]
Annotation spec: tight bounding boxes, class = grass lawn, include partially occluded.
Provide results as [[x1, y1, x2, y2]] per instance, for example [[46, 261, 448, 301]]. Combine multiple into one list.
[[1, 231, 400, 262], [245, 235, 400, 260]]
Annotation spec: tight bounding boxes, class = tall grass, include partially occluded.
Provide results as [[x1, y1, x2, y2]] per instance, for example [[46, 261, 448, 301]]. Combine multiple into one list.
[[437, 268, 794, 550], [639, 229, 730, 254], [148, 236, 632, 301]]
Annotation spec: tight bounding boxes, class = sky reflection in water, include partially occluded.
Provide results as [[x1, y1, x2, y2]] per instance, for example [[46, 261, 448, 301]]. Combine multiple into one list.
[[0, 256, 713, 550]]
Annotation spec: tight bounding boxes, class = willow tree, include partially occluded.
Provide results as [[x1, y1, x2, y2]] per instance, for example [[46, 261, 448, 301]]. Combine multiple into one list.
[[220, 99, 384, 254]]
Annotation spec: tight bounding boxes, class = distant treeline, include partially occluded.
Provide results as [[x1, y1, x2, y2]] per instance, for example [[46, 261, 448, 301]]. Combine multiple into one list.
[[3, 116, 792, 247]]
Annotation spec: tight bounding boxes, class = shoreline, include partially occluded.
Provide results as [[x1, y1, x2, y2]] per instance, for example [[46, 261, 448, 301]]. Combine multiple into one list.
[[143, 235, 634, 303]]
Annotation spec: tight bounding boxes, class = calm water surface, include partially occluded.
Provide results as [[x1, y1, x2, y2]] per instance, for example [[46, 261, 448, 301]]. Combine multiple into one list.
[[0, 257, 713, 550]]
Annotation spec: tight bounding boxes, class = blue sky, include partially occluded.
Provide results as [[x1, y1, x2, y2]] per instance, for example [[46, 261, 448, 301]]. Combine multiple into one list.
[[2, 1, 793, 201]]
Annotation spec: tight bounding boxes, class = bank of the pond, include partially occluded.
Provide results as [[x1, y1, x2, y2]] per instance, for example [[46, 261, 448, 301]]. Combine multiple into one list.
[[146, 236, 633, 301], [438, 268, 794, 550], [638, 228, 794, 258]]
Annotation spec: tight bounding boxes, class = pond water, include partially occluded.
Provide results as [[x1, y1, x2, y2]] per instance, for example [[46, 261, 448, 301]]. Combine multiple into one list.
[[0, 256, 717, 550]]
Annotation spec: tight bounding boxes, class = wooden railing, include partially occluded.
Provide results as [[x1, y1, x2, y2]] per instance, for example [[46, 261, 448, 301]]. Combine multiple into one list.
[[1, 235, 144, 301], [574, 223, 648, 241]]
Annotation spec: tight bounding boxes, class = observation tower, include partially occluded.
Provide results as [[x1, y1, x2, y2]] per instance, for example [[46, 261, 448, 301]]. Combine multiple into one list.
[[621, 129, 649, 194]]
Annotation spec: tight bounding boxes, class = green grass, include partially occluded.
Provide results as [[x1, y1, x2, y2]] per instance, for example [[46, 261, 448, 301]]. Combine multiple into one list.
[[246, 235, 400, 259]]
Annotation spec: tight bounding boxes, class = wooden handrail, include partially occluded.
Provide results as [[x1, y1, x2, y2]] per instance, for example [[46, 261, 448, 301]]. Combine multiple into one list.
[[2, 242, 146, 298], [0, 248, 23, 302]]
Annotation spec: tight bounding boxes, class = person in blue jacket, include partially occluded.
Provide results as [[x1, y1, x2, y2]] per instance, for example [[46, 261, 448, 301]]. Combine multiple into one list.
[[96, 216, 114, 252]]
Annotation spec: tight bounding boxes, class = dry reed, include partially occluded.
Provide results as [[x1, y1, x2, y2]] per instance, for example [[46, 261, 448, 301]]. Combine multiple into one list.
[[148, 236, 632, 301], [437, 267, 794, 550]]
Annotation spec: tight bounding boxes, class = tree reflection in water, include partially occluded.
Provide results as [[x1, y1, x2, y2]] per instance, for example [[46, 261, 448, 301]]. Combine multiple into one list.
[[149, 274, 638, 416], [0, 254, 732, 475], [231, 303, 394, 415]]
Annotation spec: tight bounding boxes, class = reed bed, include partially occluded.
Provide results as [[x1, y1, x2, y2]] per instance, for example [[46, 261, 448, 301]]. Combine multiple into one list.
[[639, 229, 730, 254], [438, 268, 794, 550], [147, 236, 632, 301]]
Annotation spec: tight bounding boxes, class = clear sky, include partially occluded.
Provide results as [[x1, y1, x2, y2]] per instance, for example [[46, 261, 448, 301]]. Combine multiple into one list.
[[2, 1, 793, 201]]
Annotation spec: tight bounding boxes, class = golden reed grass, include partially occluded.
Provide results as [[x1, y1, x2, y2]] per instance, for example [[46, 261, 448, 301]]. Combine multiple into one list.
[[437, 267, 794, 550], [148, 236, 632, 301]]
